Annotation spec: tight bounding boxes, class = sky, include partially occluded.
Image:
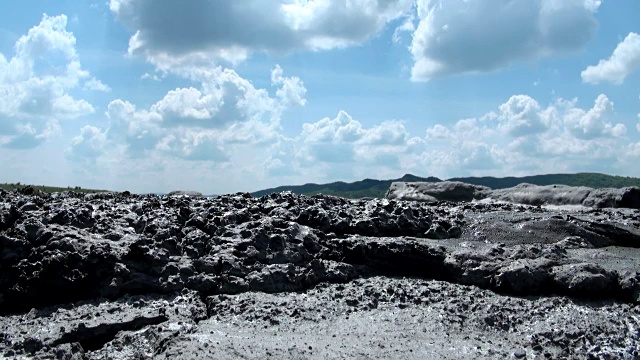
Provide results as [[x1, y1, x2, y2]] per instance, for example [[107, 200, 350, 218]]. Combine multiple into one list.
[[0, 0, 639, 194]]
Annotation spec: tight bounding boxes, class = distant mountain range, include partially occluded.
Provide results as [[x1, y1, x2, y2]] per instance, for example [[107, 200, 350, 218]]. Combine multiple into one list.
[[252, 173, 640, 199]]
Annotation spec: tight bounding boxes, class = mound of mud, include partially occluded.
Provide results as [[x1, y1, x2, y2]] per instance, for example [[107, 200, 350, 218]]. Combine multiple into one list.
[[1, 189, 639, 358], [386, 181, 491, 203], [387, 181, 640, 209], [491, 183, 640, 208]]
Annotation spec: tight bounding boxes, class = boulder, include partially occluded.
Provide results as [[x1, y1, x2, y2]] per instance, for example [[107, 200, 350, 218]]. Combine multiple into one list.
[[385, 181, 491, 203], [550, 263, 616, 295], [582, 187, 640, 208]]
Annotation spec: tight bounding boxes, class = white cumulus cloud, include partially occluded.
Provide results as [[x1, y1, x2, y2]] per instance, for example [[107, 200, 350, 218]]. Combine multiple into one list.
[[141, 72, 162, 81], [271, 65, 307, 108], [414, 93, 630, 178], [497, 95, 550, 137], [0, 14, 101, 149], [425, 124, 450, 140], [83, 77, 111, 92], [410, 0, 600, 81], [65, 125, 107, 162], [109, 0, 412, 70], [67, 65, 303, 164], [146, 66, 301, 129], [232, 92, 638, 182], [561, 94, 626, 139], [359, 120, 408, 146], [297, 111, 413, 169], [581, 32, 640, 85]]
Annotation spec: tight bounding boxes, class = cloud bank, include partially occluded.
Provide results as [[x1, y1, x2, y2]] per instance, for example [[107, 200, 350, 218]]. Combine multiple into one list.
[[66, 65, 304, 164], [0, 14, 102, 148], [109, 0, 412, 70]]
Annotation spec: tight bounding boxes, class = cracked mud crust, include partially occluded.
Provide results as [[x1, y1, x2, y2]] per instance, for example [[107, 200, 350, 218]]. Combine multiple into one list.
[[0, 189, 639, 358]]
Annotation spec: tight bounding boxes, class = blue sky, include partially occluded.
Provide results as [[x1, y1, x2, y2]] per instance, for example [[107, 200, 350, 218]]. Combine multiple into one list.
[[1, 0, 639, 194]]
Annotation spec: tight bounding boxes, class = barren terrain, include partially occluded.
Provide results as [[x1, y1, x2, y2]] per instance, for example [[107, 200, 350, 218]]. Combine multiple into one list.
[[1, 188, 639, 359]]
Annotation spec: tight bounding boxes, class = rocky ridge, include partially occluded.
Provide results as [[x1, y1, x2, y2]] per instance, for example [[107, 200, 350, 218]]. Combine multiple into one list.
[[1, 187, 639, 358], [387, 181, 640, 208]]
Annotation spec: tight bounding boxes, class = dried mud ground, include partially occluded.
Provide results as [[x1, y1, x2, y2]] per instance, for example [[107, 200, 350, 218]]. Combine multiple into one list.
[[1, 190, 640, 359]]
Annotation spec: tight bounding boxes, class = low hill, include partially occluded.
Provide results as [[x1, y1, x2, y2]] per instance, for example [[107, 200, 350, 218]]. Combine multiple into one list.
[[0, 183, 109, 194], [252, 173, 640, 199]]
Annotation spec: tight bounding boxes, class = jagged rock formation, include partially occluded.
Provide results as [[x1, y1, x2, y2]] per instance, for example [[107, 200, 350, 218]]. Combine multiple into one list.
[[387, 181, 640, 209], [1, 189, 639, 358]]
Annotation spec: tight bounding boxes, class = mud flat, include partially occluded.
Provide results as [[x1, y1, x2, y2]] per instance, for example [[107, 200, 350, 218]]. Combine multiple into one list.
[[1, 188, 639, 359]]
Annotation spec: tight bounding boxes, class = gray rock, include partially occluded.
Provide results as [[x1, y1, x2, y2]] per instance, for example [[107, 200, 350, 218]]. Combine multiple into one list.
[[555, 236, 595, 249], [385, 181, 491, 202], [389, 181, 640, 209], [551, 263, 616, 295], [0, 188, 639, 358], [490, 183, 592, 206], [514, 348, 527, 358], [495, 258, 550, 293], [583, 187, 640, 208], [619, 271, 640, 303]]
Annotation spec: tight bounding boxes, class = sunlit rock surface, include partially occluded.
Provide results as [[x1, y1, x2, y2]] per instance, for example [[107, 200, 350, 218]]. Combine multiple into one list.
[[1, 188, 639, 358], [387, 181, 640, 209]]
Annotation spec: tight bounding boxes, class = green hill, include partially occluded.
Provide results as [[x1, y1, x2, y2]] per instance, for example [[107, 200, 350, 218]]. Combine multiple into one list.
[[252, 172, 640, 199]]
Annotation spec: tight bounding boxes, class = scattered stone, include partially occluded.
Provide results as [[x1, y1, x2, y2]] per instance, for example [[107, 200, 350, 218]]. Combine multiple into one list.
[[514, 348, 527, 358]]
